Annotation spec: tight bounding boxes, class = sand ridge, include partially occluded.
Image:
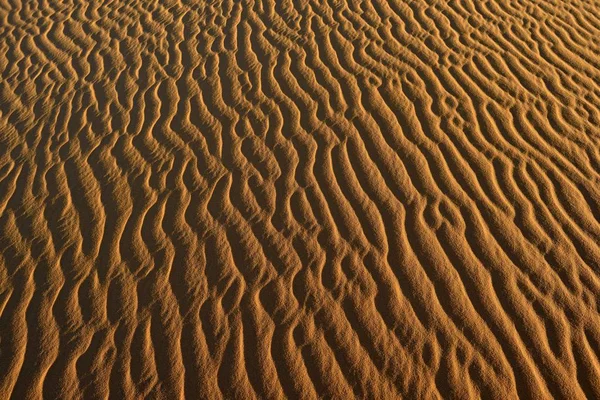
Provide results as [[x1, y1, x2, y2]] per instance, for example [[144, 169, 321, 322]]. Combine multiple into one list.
[[1, 0, 600, 398]]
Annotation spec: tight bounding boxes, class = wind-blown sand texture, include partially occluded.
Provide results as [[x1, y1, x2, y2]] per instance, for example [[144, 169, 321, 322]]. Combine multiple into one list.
[[1, 0, 600, 398]]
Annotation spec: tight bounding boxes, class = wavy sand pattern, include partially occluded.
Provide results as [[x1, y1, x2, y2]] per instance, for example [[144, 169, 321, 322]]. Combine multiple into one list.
[[1, 0, 600, 398]]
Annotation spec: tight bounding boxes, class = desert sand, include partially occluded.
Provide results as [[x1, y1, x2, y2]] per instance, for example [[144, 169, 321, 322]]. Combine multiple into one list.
[[1, 0, 600, 398]]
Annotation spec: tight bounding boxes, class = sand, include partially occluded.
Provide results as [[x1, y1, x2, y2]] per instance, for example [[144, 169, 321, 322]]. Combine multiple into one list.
[[1, 0, 600, 398]]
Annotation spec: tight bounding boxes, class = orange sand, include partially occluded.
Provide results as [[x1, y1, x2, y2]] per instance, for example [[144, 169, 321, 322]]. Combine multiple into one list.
[[1, 0, 600, 398]]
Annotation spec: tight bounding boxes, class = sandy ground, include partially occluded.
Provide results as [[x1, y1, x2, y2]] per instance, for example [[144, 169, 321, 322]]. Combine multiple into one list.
[[1, 0, 600, 398]]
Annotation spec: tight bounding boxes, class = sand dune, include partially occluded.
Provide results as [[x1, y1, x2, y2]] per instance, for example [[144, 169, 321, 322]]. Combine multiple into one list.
[[1, 0, 600, 398]]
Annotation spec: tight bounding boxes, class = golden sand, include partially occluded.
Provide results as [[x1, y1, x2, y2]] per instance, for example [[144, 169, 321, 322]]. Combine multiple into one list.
[[1, 0, 600, 398]]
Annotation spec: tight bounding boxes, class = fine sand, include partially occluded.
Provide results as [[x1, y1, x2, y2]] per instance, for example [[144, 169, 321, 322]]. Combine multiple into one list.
[[1, 0, 600, 398]]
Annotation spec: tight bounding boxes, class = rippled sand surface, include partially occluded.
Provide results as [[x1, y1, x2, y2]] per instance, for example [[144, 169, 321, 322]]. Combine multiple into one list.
[[1, 0, 600, 398]]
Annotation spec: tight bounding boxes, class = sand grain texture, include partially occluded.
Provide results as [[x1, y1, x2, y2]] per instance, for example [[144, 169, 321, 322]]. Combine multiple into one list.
[[1, 0, 600, 398]]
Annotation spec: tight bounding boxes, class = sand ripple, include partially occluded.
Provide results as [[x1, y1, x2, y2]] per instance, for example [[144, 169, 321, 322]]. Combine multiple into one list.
[[1, 0, 600, 398]]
